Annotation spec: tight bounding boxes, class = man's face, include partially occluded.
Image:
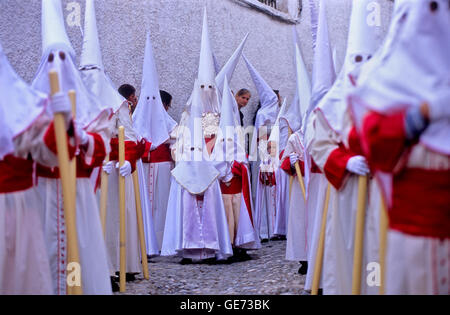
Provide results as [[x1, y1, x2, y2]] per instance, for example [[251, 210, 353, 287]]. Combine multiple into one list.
[[236, 93, 251, 109], [128, 93, 138, 113]]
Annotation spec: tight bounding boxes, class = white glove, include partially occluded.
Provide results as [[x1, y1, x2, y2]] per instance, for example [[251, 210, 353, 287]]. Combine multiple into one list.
[[50, 92, 71, 114], [116, 161, 132, 177], [102, 161, 114, 174], [222, 171, 233, 185], [428, 90, 450, 121], [75, 124, 89, 145], [346, 156, 370, 176], [289, 153, 300, 167]]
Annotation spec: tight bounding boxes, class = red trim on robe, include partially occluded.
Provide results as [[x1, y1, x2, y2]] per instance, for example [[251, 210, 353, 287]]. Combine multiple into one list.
[[76, 133, 107, 178], [231, 161, 254, 226], [281, 158, 306, 177], [220, 175, 242, 194], [259, 171, 276, 186], [310, 158, 322, 174], [38, 132, 106, 179], [281, 157, 295, 176], [143, 143, 172, 164], [324, 144, 353, 190], [390, 168, 450, 239], [348, 126, 364, 156], [110, 138, 147, 172], [43, 121, 76, 158], [0, 155, 34, 193], [362, 111, 408, 172]]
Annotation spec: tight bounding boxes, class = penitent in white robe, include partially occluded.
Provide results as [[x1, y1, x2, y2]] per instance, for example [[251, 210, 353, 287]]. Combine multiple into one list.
[[162, 177, 233, 261], [309, 110, 381, 295], [0, 115, 57, 295], [36, 113, 113, 295]]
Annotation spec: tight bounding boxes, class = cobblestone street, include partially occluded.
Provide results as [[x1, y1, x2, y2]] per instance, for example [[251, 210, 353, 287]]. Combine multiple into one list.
[[117, 240, 305, 295]]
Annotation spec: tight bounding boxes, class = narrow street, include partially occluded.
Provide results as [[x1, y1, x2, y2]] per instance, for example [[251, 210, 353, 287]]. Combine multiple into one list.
[[117, 240, 305, 295]]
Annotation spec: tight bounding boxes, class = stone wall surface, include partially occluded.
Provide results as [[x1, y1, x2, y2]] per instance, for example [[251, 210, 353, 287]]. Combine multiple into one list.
[[0, 0, 393, 124]]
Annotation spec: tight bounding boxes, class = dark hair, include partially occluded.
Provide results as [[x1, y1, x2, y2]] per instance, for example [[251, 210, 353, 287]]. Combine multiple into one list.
[[236, 89, 251, 97], [253, 102, 261, 126], [273, 89, 280, 97], [160, 90, 173, 108], [118, 84, 136, 99]]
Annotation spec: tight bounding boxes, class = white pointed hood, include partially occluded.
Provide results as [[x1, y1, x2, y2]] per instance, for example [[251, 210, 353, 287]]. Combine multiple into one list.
[[315, 0, 382, 135], [213, 52, 220, 76], [42, 0, 75, 58], [268, 97, 288, 154], [309, 0, 336, 110], [133, 32, 177, 147], [244, 55, 279, 162], [198, 8, 216, 89], [0, 42, 48, 159], [33, 0, 110, 128], [216, 33, 249, 96], [243, 55, 278, 129], [291, 27, 312, 133], [171, 79, 220, 195], [187, 7, 221, 115], [79, 0, 124, 114], [80, 0, 103, 70], [214, 77, 247, 163], [309, 0, 319, 53]]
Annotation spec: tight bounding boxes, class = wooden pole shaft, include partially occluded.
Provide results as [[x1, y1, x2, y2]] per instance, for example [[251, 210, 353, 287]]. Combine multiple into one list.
[[68, 90, 77, 208], [100, 156, 110, 239], [49, 71, 82, 295], [118, 126, 126, 293], [132, 170, 149, 280], [379, 197, 388, 295], [294, 162, 307, 201], [311, 183, 331, 295], [351, 175, 368, 295]]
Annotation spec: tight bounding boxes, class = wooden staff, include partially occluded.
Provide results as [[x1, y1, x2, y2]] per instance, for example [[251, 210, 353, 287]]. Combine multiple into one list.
[[351, 175, 368, 295], [311, 183, 331, 295], [132, 170, 149, 280], [287, 127, 306, 201], [99, 156, 110, 238], [379, 196, 388, 295], [288, 128, 294, 201], [68, 90, 77, 206], [49, 71, 82, 295], [294, 162, 307, 201], [118, 126, 126, 293]]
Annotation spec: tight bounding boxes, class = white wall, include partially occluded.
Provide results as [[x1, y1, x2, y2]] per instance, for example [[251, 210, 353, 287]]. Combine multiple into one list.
[[0, 0, 393, 125]]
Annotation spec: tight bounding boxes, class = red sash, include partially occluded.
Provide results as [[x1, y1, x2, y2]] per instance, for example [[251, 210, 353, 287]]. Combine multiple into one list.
[[0, 155, 34, 193], [143, 144, 172, 163], [231, 161, 254, 226], [390, 168, 450, 239]]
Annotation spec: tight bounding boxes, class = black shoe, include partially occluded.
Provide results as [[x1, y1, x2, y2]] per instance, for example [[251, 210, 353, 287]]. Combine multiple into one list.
[[238, 252, 252, 262], [179, 258, 193, 265], [115, 272, 138, 282], [126, 273, 137, 282], [261, 238, 269, 243], [298, 261, 308, 275], [216, 257, 233, 264], [202, 257, 217, 265], [110, 277, 120, 293]]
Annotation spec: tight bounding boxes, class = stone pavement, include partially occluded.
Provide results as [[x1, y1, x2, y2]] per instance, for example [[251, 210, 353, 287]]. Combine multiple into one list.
[[116, 240, 306, 295]]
